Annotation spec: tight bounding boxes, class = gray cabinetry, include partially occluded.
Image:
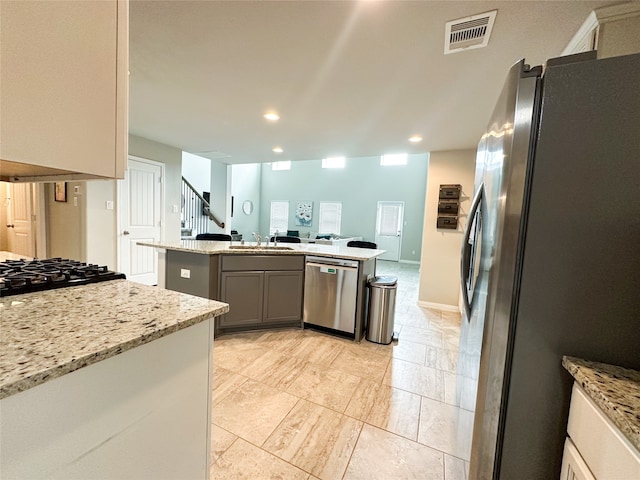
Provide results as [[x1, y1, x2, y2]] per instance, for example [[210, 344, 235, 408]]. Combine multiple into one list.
[[219, 271, 264, 327], [264, 271, 304, 323], [218, 255, 304, 333]]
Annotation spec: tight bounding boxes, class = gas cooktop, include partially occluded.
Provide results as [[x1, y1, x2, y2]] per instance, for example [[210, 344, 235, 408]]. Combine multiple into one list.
[[0, 258, 126, 297]]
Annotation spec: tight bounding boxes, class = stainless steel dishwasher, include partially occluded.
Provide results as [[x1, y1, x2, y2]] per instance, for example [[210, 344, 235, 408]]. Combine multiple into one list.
[[303, 256, 359, 335]]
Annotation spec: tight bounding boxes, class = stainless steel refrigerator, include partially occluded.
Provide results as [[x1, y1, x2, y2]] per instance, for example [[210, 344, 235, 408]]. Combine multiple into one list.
[[459, 52, 640, 479]]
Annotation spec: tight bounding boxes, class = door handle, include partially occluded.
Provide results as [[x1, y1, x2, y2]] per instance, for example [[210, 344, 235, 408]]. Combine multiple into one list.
[[123, 230, 130, 235], [460, 184, 483, 322], [6, 224, 14, 228]]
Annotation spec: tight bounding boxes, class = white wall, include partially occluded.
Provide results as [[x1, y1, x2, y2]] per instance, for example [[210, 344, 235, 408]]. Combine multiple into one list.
[[182, 152, 211, 195], [85, 180, 117, 266], [230, 163, 262, 239], [209, 159, 229, 233], [45, 181, 86, 261], [418, 149, 476, 309]]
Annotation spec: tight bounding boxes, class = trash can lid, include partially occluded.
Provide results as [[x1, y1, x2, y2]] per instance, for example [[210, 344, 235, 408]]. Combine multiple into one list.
[[369, 275, 398, 287]]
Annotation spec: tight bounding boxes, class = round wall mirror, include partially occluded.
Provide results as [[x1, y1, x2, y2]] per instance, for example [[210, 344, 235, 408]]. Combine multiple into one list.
[[242, 200, 254, 215]]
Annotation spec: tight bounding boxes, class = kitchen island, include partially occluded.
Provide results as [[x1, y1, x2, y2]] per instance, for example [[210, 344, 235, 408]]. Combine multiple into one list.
[[138, 240, 386, 340], [0, 279, 228, 479]]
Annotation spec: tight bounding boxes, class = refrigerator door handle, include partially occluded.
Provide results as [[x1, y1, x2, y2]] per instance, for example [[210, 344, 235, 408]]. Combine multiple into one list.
[[460, 184, 484, 321]]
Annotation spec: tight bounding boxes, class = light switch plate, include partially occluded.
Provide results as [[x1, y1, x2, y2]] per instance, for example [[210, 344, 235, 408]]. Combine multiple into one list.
[[106, 201, 114, 210]]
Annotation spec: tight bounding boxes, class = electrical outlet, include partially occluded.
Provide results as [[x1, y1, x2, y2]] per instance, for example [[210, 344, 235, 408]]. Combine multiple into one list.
[[73, 197, 78, 207], [412, 250, 416, 255], [172, 204, 179, 213], [180, 269, 191, 279]]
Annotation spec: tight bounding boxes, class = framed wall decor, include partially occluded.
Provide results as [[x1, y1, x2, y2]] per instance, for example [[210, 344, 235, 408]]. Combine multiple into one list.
[[54, 182, 67, 202], [295, 201, 313, 226]]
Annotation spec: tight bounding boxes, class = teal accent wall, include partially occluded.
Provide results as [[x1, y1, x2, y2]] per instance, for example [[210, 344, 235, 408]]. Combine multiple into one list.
[[257, 154, 428, 262], [230, 163, 262, 239]]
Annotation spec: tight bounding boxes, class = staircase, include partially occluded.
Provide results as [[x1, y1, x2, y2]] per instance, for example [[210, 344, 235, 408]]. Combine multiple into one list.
[[181, 177, 224, 236]]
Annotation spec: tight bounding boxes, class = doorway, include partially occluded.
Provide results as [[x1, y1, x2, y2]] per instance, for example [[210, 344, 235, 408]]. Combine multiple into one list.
[[117, 156, 164, 285], [2, 182, 46, 258], [375, 201, 404, 262]]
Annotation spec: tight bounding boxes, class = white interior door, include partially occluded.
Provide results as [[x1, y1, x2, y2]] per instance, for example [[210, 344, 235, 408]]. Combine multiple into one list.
[[7, 183, 35, 257], [375, 201, 404, 262], [118, 157, 164, 285]]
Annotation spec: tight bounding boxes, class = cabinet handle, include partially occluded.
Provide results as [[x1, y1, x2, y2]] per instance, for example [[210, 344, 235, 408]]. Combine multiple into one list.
[[123, 230, 130, 235]]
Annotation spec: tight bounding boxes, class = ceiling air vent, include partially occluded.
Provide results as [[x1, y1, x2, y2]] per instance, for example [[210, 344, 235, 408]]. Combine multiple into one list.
[[193, 151, 232, 161], [444, 10, 497, 54]]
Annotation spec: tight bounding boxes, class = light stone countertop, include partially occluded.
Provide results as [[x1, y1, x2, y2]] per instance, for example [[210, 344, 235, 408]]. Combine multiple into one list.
[[563, 356, 640, 452], [0, 280, 228, 399], [0, 251, 32, 262], [138, 240, 386, 261]]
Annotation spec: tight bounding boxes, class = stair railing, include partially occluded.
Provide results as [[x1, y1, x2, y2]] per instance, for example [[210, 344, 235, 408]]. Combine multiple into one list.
[[181, 177, 225, 233]]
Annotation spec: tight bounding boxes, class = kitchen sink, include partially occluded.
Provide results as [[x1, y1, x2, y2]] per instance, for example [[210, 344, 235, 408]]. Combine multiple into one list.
[[228, 245, 294, 251]]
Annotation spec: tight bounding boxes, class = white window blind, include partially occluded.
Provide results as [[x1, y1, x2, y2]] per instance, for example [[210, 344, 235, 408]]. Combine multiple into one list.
[[269, 201, 289, 235], [377, 204, 401, 236], [318, 202, 342, 234]]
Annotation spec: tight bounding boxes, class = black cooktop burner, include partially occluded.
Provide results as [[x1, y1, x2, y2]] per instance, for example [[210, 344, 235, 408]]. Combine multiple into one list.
[[0, 258, 126, 297]]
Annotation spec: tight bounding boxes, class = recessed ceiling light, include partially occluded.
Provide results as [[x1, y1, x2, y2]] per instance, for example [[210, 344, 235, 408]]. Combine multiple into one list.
[[272, 147, 283, 153], [408, 135, 423, 143], [264, 112, 280, 121]]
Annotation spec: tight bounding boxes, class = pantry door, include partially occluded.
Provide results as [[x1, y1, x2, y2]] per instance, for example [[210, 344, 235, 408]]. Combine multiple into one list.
[[118, 157, 164, 285], [374, 201, 404, 262]]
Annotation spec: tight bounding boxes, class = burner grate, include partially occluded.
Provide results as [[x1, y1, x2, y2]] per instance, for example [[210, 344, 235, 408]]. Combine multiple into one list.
[[0, 258, 125, 296]]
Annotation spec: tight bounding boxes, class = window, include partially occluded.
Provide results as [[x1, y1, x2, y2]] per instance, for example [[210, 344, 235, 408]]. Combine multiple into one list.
[[380, 153, 408, 166], [322, 156, 345, 169], [269, 201, 289, 235], [271, 161, 291, 171], [318, 202, 342, 234]]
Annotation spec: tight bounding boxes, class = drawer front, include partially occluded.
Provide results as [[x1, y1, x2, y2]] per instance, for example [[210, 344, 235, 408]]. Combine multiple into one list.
[[567, 384, 640, 480], [221, 255, 304, 272], [560, 438, 596, 480]]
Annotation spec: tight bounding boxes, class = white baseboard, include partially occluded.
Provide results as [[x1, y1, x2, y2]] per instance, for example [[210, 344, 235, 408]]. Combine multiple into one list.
[[399, 260, 420, 265], [417, 300, 461, 313]]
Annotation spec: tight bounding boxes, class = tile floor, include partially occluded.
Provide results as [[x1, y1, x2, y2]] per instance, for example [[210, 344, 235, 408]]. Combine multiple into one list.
[[211, 260, 473, 480]]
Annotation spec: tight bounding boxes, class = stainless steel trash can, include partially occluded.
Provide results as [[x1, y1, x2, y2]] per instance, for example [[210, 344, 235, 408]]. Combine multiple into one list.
[[366, 275, 397, 344]]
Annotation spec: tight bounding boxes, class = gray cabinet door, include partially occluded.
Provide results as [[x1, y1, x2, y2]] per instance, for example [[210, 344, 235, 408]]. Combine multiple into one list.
[[220, 271, 264, 327], [263, 271, 304, 324]]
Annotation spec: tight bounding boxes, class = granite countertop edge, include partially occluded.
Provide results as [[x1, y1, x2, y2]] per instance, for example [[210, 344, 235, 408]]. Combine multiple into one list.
[[137, 240, 385, 261], [563, 355, 640, 452], [0, 280, 229, 400]]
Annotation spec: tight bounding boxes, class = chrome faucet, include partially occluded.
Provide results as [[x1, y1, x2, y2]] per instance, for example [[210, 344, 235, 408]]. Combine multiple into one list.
[[252, 232, 261, 246], [273, 230, 279, 246]]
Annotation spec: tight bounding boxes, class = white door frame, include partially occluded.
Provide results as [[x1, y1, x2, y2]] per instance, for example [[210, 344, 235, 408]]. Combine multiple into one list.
[[116, 155, 165, 280], [375, 201, 404, 262]]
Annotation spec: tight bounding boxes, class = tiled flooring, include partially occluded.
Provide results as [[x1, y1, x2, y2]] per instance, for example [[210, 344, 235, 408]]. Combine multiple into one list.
[[211, 260, 473, 480]]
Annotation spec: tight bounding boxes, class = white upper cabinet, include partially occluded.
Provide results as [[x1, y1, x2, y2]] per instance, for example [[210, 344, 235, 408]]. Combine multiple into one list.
[[563, 3, 640, 58], [0, 0, 128, 182]]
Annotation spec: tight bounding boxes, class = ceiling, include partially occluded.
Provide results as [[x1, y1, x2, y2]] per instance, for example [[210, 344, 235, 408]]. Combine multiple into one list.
[[129, 0, 616, 165]]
